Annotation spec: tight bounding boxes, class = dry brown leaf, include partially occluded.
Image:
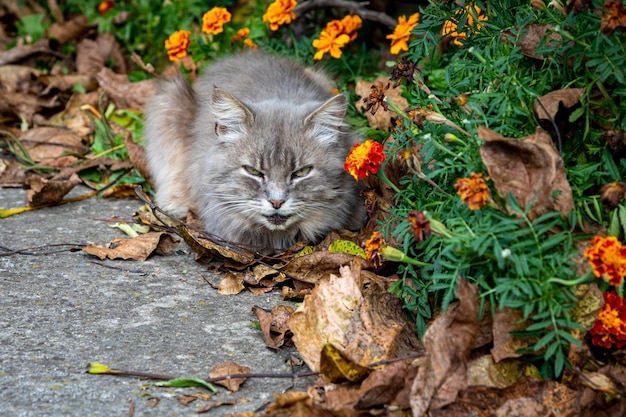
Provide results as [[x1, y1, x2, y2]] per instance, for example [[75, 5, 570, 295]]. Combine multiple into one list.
[[281, 251, 367, 284], [46, 15, 91, 44], [467, 355, 533, 389], [19, 126, 88, 162], [264, 391, 333, 417], [26, 173, 82, 206], [479, 126, 574, 219], [76, 33, 127, 75], [82, 232, 180, 261], [39, 73, 98, 94], [344, 292, 422, 367], [410, 278, 479, 416], [217, 272, 245, 295], [501, 24, 562, 60], [534, 88, 585, 122], [252, 305, 294, 349], [0, 92, 59, 123], [122, 134, 153, 187], [430, 377, 579, 417], [95, 67, 158, 111], [289, 262, 363, 371], [0, 65, 40, 92], [0, 159, 27, 187], [355, 76, 408, 131], [491, 307, 531, 363], [209, 361, 249, 392]]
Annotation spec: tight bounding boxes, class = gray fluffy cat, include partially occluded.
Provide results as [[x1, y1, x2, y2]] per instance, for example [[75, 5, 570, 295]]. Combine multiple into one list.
[[144, 51, 365, 252]]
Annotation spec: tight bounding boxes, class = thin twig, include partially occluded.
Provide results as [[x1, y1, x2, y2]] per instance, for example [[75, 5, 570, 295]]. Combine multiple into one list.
[[0, 243, 85, 257], [294, 0, 397, 28]]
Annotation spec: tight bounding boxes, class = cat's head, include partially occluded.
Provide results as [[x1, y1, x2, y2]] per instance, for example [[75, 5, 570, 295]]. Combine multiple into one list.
[[196, 87, 362, 249]]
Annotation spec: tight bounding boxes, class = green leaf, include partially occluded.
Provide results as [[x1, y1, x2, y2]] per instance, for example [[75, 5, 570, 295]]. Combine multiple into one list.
[[148, 378, 217, 392], [328, 240, 365, 257]]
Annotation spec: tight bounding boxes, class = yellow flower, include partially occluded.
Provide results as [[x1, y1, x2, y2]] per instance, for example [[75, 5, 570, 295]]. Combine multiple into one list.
[[231, 27, 250, 42], [202, 6, 231, 35], [312, 29, 350, 60], [344, 139, 386, 181], [263, 0, 297, 31], [87, 362, 114, 374], [165, 30, 191, 62], [244, 38, 258, 49], [584, 236, 626, 286], [442, 4, 488, 46], [454, 172, 491, 210], [386, 13, 420, 55]]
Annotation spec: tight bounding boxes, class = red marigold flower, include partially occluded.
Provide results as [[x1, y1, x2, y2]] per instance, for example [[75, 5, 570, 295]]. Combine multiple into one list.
[[263, 0, 297, 31], [364, 231, 385, 268], [344, 140, 386, 181], [454, 172, 491, 210], [590, 291, 626, 349], [202, 6, 231, 35], [408, 210, 431, 242], [98, 1, 114, 15], [165, 30, 191, 62], [584, 235, 626, 286]]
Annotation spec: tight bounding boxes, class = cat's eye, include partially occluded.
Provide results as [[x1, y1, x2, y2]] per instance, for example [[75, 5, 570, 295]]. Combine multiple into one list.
[[243, 165, 264, 177], [292, 166, 312, 179]]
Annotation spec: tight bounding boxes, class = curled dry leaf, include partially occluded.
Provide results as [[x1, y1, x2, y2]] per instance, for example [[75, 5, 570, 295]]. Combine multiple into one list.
[[209, 361, 249, 392], [217, 272, 245, 295], [0, 92, 59, 123], [122, 134, 153, 187], [533, 88, 585, 130], [410, 278, 479, 416], [280, 251, 368, 284], [46, 15, 91, 44], [76, 33, 127, 75], [82, 232, 180, 261], [39, 73, 98, 94], [95, 67, 158, 111], [252, 305, 294, 349], [288, 262, 363, 371], [26, 173, 82, 206], [479, 126, 574, 219]]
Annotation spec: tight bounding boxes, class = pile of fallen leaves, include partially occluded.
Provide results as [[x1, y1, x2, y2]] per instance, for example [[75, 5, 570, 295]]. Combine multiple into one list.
[[2, 2, 626, 417]]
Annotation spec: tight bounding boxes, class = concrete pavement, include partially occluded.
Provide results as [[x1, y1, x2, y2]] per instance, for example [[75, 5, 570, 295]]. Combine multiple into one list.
[[0, 186, 306, 416]]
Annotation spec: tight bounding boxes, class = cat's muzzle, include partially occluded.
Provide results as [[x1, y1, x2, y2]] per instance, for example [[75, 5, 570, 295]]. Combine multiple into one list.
[[267, 213, 290, 226]]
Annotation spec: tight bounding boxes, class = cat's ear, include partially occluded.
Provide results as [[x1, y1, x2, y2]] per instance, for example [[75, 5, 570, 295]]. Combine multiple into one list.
[[211, 87, 254, 141], [304, 94, 347, 144]]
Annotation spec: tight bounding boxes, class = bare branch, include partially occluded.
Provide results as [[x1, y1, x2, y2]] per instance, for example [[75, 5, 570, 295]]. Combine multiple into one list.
[[294, 0, 397, 28]]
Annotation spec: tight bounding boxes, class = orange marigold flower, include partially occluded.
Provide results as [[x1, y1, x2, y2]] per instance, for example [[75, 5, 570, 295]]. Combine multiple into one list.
[[442, 4, 488, 46], [263, 0, 297, 31], [364, 231, 385, 268], [165, 30, 191, 62], [231, 27, 250, 42], [454, 172, 491, 210], [98, 1, 114, 15], [589, 292, 626, 349], [584, 236, 626, 286], [386, 13, 420, 55], [408, 210, 431, 243], [340, 14, 362, 41], [344, 140, 386, 181], [601, 0, 626, 35], [202, 6, 231, 35], [312, 29, 350, 60], [244, 38, 258, 49]]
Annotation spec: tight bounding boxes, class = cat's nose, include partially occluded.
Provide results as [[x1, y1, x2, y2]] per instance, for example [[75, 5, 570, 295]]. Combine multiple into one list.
[[269, 199, 285, 209]]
